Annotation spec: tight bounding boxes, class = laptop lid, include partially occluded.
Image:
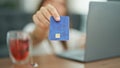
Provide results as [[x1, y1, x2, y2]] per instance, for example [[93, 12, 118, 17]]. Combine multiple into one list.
[[85, 2, 120, 62]]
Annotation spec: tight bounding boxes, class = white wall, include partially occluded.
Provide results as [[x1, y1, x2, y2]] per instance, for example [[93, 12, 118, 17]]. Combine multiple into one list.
[[67, 0, 107, 15], [20, 0, 107, 14], [20, 0, 42, 13]]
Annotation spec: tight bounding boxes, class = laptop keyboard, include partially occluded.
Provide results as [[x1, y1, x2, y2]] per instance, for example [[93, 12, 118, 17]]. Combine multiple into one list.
[[58, 49, 85, 61]]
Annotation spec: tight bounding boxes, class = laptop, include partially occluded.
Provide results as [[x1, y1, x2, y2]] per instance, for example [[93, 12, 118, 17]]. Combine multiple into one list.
[[57, 2, 120, 62]]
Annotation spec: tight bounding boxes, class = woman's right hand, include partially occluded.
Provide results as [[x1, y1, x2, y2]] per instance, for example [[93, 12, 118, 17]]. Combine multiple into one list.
[[33, 4, 60, 31]]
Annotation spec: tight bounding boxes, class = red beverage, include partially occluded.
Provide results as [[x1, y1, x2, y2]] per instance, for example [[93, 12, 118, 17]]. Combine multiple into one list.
[[9, 39, 29, 61]]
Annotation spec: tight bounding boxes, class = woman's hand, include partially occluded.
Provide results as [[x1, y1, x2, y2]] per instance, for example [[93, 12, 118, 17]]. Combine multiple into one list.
[[33, 4, 60, 30], [31, 4, 60, 45]]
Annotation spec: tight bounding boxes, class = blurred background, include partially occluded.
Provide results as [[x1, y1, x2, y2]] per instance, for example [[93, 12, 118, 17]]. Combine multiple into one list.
[[0, 0, 119, 58]]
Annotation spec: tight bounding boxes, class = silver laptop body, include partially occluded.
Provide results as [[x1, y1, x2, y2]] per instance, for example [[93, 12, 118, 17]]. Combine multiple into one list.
[[57, 2, 120, 62]]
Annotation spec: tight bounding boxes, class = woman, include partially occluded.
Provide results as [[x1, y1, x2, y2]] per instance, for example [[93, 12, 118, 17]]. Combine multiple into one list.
[[24, 0, 85, 55]]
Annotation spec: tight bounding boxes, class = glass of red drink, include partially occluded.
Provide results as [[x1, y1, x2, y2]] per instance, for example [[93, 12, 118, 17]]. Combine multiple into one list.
[[7, 31, 31, 64]]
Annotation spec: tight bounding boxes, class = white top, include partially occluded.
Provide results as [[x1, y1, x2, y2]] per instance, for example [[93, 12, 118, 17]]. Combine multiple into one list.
[[23, 23, 83, 56]]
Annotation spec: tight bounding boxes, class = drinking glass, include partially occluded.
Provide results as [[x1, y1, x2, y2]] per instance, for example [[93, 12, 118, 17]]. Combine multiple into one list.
[[7, 31, 31, 64]]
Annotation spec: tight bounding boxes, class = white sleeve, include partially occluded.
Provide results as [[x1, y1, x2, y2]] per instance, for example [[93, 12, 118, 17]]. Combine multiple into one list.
[[67, 29, 82, 50], [23, 22, 35, 33], [23, 23, 53, 55]]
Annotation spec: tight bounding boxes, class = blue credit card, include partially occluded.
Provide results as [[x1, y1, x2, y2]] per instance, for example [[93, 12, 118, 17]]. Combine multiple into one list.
[[49, 16, 69, 40]]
